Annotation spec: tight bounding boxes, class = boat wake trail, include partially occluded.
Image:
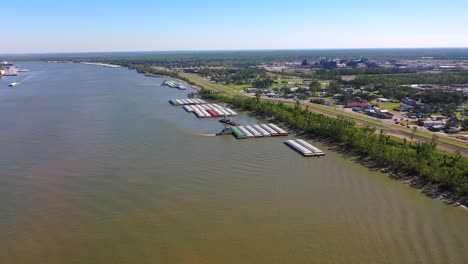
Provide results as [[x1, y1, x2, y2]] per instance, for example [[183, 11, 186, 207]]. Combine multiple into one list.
[[19, 73, 36, 83], [200, 133, 217, 137]]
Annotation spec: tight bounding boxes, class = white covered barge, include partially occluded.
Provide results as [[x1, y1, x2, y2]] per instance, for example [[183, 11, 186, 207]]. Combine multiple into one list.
[[284, 139, 325, 157]]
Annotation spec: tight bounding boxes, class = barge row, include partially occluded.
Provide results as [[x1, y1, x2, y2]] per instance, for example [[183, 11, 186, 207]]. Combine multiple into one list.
[[284, 139, 325, 157], [190, 104, 238, 118], [169, 98, 206, 106], [226, 123, 288, 139]]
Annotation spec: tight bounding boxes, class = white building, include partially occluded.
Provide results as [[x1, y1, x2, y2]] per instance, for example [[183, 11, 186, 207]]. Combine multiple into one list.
[[377, 98, 392, 103]]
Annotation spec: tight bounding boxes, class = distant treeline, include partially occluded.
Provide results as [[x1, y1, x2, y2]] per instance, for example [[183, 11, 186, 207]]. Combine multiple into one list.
[[6, 48, 468, 66], [201, 90, 468, 197], [346, 71, 468, 86]]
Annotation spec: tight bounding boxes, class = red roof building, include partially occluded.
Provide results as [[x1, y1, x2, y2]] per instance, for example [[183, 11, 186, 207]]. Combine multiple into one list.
[[345, 102, 369, 108]]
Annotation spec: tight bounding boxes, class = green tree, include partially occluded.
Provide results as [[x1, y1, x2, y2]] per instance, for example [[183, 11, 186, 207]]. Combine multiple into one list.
[[295, 98, 301, 110], [462, 119, 468, 131], [255, 91, 261, 102], [309, 81, 321, 96]]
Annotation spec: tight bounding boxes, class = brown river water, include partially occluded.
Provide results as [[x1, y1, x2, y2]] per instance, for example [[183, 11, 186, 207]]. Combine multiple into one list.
[[0, 62, 467, 264]]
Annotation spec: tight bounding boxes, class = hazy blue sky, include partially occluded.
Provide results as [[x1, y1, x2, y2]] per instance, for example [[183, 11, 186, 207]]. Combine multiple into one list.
[[2, 0, 467, 53]]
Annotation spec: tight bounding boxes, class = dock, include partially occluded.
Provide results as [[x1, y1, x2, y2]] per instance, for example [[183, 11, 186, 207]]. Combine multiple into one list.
[[284, 139, 325, 157]]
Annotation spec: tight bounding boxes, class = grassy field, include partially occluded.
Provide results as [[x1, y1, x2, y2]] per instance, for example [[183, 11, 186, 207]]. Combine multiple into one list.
[[227, 83, 251, 90], [374, 102, 402, 114], [178, 73, 240, 96]]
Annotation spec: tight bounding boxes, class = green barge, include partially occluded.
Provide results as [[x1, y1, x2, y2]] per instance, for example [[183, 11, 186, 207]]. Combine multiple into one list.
[[169, 99, 179, 106], [229, 126, 246, 139]]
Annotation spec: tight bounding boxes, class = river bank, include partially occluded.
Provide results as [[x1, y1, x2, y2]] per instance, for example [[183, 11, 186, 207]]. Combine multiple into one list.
[[199, 90, 468, 208], [246, 109, 468, 208]]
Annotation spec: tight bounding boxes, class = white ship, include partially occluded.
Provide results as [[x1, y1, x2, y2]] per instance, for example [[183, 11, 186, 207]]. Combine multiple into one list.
[[9, 82, 19, 87], [4, 66, 18, 76]]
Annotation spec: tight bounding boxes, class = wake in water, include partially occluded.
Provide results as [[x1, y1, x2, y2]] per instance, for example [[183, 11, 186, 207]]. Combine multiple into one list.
[[200, 133, 217, 137], [18, 70, 42, 83]]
